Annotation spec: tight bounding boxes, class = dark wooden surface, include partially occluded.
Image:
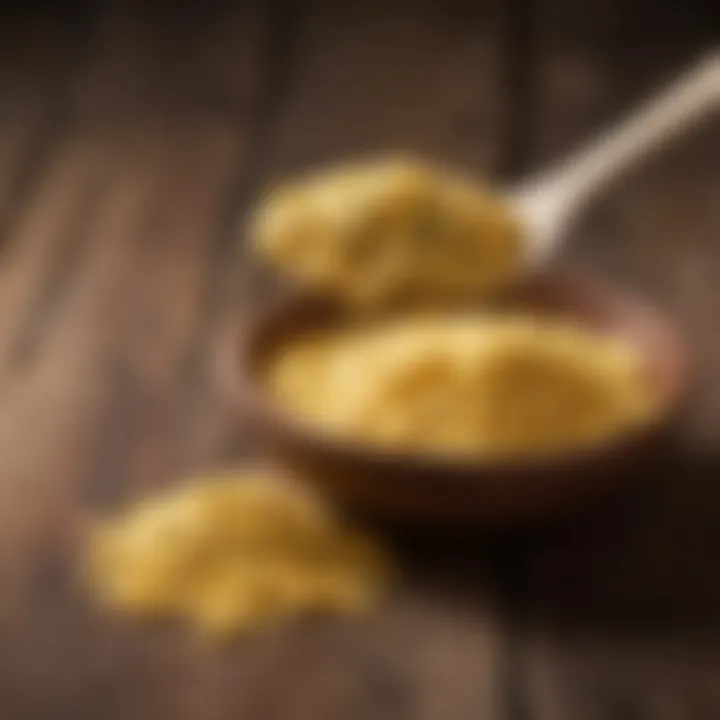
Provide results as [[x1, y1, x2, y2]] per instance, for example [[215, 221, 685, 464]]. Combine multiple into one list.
[[0, 0, 717, 717]]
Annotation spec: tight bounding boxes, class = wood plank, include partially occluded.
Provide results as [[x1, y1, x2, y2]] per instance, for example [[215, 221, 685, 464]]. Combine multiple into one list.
[[0, 139, 106, 374], [0, 4, 91, 241], [0, 2, 272, 717], [518, 0, 720, 716], [263, 0, 504, 175], [0, 129, 264, 718], [68, 0, 269, 128]]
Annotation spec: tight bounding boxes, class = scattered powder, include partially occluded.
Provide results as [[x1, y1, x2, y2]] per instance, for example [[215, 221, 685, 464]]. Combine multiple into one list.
[[86, 470, 392, 641]]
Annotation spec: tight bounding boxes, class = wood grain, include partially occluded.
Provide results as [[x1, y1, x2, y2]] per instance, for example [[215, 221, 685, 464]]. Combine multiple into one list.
[[263, 0, 504, 175], [0, 2, 271, 716]]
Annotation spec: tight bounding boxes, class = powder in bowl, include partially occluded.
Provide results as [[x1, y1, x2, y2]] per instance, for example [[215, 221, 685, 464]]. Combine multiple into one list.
[[264, 313, 654, 458]]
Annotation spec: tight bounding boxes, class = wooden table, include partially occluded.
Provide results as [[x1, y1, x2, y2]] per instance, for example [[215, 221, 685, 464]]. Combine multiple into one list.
[[0, 1, 718, 717]]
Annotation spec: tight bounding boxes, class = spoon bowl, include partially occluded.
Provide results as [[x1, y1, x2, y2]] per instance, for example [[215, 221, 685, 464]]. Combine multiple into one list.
[[225, 274, 690, 526]]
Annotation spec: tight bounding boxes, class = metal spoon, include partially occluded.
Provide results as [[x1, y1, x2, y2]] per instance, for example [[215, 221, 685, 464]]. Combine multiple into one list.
[[512, 53, 720, 266]]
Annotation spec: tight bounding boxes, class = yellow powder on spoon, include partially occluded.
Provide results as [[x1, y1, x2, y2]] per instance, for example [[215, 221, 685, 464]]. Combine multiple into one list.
[[252, 155, 522, 306], [86, 470, 392, 641]]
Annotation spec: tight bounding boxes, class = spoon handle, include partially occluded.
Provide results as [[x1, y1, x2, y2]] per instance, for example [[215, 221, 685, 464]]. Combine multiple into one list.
[[517, 52, 720, 261]]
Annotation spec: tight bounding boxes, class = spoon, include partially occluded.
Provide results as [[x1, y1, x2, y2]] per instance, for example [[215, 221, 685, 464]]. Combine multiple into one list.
[[251, 54, 719, 305], [513, 52, 720, 266]]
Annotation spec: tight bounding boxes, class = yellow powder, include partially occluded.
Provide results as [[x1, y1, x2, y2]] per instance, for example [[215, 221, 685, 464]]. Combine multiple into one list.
[[265, 314, 653, 457], [252, 156, 522, 305], [86, 470, 391, 640]]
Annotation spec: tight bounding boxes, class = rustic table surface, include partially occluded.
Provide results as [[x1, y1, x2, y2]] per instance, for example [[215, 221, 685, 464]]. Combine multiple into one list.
[[0, 0, 718, 717]]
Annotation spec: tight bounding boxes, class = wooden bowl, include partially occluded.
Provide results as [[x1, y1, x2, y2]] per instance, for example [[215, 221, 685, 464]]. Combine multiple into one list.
[[224, 274, 690, 526]]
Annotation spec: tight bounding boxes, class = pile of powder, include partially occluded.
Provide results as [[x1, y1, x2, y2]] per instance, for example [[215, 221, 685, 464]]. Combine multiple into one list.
[[253, 156, 522, 305], [86, 470, 392, 641]]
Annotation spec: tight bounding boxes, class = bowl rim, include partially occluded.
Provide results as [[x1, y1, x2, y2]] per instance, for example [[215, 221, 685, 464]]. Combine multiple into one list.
[[222, 272, 692, 483]]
